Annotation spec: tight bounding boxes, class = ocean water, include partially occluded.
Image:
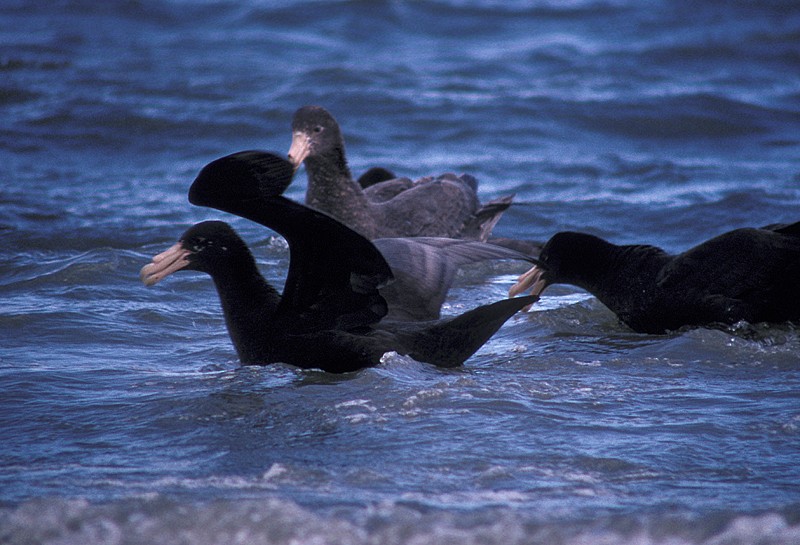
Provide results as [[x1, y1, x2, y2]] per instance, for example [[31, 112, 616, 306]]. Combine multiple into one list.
[[2, 1, 800, 543]]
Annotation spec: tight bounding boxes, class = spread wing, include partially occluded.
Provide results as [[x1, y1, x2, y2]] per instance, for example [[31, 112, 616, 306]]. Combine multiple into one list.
[[374, 237, 534, 321], [189, 150, 393, 332]]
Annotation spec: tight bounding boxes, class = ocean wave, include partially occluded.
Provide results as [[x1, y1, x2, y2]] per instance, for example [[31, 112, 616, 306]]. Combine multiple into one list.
[[2, 496, 798, 545], [562, 93, 783, 139]]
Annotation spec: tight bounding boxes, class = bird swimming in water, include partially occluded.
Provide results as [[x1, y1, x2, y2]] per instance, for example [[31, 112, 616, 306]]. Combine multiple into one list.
[[287, 105, 515, 242], [509, 224, 800, 334], [141, 152, 538, 372]]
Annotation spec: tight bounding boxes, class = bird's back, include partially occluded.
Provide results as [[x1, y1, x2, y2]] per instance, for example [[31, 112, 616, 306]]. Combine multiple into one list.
[[654, 227, 800, 327]]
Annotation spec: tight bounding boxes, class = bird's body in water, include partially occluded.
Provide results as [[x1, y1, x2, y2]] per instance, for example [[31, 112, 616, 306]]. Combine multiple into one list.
[[511, 222, 800, 334], [142, 221, 536, 372]]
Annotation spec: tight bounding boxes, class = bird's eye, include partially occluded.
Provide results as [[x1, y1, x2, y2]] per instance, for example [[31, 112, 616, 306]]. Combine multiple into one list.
[[313, 125, 323, 133], [191, 237, 211, 252]]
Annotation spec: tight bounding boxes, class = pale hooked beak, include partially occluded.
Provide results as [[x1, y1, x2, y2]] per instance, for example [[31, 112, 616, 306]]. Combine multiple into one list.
[[287, 131, 311, 172], [140, 243, 192, 286], [508, 265, 548, 311]]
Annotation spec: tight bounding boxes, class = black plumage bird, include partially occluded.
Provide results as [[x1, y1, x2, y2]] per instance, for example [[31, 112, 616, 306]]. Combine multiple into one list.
[[510, 224, 800, 333], [141, 152, 537, 372]]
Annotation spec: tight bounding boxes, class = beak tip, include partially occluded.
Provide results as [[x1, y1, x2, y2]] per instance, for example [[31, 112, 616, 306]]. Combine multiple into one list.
[[287, 154, 302, 171], [508, 265, 548, 299], [139, 244, 190, 287], [139, 264, 155, 286]]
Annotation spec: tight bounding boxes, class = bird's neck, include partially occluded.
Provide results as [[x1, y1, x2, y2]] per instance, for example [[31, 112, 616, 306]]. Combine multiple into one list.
[[304, 151, 378, 239], [568, 242, 668, 319], [210, 267, 281, 364]]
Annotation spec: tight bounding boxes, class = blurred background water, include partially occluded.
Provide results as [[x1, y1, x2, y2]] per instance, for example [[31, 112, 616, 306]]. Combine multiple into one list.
[[2, 1, 800, 543]]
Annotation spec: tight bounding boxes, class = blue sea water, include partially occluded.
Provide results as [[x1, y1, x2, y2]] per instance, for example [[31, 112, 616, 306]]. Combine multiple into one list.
[[2, 1, 800, 543]]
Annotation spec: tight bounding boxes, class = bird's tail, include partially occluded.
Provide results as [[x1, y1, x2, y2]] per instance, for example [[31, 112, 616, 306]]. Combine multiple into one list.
[[398, 294, 538, 368], [464, 195, 515, 242]]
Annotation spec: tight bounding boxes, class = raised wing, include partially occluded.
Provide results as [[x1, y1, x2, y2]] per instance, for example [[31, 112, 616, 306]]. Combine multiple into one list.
[[189, 151, 394, 332]]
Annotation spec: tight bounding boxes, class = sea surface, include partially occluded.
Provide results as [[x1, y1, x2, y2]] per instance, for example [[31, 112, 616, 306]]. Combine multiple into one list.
[[2, 1, 800, 543]]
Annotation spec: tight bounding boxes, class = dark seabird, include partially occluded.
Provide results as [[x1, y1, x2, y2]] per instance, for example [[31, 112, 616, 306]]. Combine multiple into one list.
[[142, 198, 536, 372], [357, 166, 396, 189], [187, 150, 536, 321], [509, 224, 800, 334], [287, 105, 514, 241]]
